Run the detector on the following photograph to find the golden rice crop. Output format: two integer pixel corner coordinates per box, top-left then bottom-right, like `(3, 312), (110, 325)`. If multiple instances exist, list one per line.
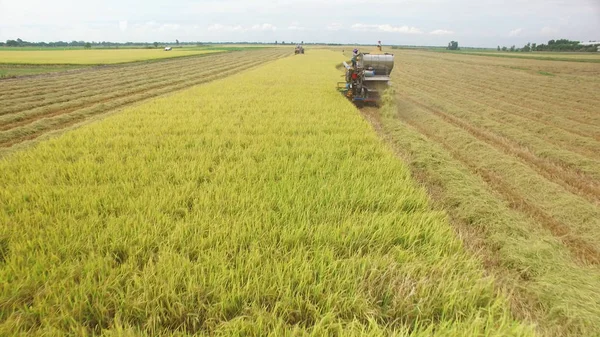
(0, 51), (533, 336)
(0, 49), (225, 65)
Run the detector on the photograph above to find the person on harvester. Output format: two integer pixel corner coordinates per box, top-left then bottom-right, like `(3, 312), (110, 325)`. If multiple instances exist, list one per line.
(351, 48), (359, 67)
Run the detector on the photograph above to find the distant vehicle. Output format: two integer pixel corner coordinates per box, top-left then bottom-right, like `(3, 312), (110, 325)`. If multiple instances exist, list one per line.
(164, 47), (172, 51)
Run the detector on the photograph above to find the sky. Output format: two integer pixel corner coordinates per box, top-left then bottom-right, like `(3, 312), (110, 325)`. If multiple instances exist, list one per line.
(0, 0), (599, 47)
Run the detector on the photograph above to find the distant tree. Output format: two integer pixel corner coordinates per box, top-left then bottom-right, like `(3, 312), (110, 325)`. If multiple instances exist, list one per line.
(153, 42), (158, 48)
(522, 42), (531, 52)
(275, 40), (278, 44)
(497, 45), (500, 51)
(176, 39), (179, 45)
(510, 45), (515, 52)
(502, 46), (507, 51)
(6, 40), (18, 47)
(282, 41), (285, 44)
(447, 41), (459, 50)
(301, 41), (304, 44)
(84, 42), (92, 49)
(531, 43), (536, 51)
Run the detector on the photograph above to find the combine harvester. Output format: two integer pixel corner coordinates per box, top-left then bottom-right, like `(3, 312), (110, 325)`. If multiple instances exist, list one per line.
(337, 42), (394, 106)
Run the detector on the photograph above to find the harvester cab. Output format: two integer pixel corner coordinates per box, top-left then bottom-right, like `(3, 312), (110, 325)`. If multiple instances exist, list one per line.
(337, 52), (394, 105)
(295, 45), (305, 54)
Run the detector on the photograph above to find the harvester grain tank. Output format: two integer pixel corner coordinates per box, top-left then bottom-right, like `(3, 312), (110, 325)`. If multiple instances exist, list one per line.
(337, 52), (394, 105)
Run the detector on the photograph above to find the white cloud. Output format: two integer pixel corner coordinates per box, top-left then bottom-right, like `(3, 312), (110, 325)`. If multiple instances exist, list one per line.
(430, 29), (454, 35)
(352, 23), (423, 34)
(206, 23), (277, 33)
(159, 24), (181, 31)
(288, 25), (306, 31)
(508, 28), (522, 36)
(119, 20), (128, 32)
(208, 24), (245, 32)
(251, 23), (277, 31)
(541, 26), (558, 36)
(327, 23), (343, 31)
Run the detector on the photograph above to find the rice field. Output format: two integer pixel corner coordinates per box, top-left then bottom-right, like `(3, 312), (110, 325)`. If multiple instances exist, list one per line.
(0, 50), (537, 335)
(372, 50), (600, 336)
(0, 49), (289, 154)
(432, 50), (600, 62)
(0, 48), (227, 65)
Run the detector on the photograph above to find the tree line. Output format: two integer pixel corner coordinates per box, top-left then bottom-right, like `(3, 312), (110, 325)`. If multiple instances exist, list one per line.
(1, 38), (199, 48)
(1, 38), (343, 48)
(497, 39), (599, 53)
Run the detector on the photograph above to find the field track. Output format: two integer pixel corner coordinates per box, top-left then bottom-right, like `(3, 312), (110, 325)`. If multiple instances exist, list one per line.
(0, 49), (289, 153)
(374, 50), (600, 336)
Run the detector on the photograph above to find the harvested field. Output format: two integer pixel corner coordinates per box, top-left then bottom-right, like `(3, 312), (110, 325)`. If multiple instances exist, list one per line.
(0, 49), (289, 154)
(0, 64), (88, 78)
(428, 50), (600, 63)
(373, 50), (600, 336)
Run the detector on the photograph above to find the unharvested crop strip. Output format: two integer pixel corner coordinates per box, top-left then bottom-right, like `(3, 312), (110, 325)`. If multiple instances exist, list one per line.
(1, 50), (286, 115)
(0, 57), (272, 144)
(397, 79), (600, 181)
(0, 56), (265, 129)
(404, 64), (600, 126)
(0, 51), (277, 103)
(401, 68), (600, 129)
(0, 51), (289, 147)
(402, 95), (600, 204)
(402, 57), (600, 117)
(400, 73), (600, 150)
(400, 77), (600, 169)
(0, 51), (272, 100)
(0, 57), (243, 119)
(394, 99), (600, 266)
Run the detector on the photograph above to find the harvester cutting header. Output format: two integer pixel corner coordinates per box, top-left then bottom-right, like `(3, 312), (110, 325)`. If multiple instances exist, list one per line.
(337, 45), (394, 105)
